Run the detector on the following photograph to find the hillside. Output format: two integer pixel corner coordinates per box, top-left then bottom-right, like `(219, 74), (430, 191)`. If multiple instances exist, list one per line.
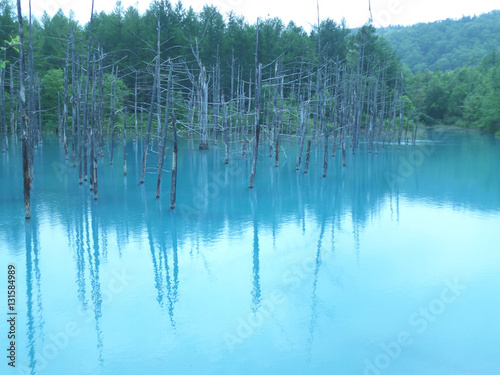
(377, 10), (500, 72)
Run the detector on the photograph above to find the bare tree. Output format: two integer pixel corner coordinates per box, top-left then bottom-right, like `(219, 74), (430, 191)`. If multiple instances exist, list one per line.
(16, 0), (31, 218)
(249, 20), (261, 189)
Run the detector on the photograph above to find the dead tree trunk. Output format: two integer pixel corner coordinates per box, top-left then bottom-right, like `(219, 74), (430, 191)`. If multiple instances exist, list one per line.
(412, 104), (421, 145)
(187, 90), (194, 139)
(404, 117), (409, 145)
(242, 72), (251, 159)
(332, 67), (340, 157)
(90, 55), (96, 192)
(10, 64), (15, 135)
(295, 100), (307, 171)
(376, 74), (386, 154)
(341, 128), (347, 167)
(156, 19), (162, 141)
(134, 70), (138, 142)
(222, 94), (229, 164)
(109, 68), (118, 166)
(57, 91), (62, 137)
(170, 117), (177, 209)
(106, 65), (115, 135)
(275, 74), (284, 168)
(0, 61), (6, 152)
(249, 20), (261, 189)
(369, 70), (379, 154)
(304, 139), (312, 174)
(17, 0), (31, 218)
(191, 38), (209, 150)
(340, 75), (348, 167)
(77, 57), (83, 184)
(199, 65), (209, 150)
(63, 64), (69, 159)
(123, 106), (127, 175)
(98, 47), (104, 156)
(156, 62), (173, 198)
(36, 76), (42, 144)
(27, 2), (36, 179)
(82, 0), (94, 183)
(212, 48), (221, 145)
(321, 73), (329, 178)
(71, 27), (77, 167)
(398, 95), (404, 149)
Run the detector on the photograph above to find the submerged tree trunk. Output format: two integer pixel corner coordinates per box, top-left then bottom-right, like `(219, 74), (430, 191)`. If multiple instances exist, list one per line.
(27, 0), (36, 180)
(156, 62), (173, 198)
(190, 38), (209, 150)
(412, 104), (421, 146)
(123, 106), (127, 176)
(92, 56), (98, 201)
(140, 57), (158, 184)
(249, 21), (261, 189)
(98, 47), (105, 156)
(17, 0), (31, 219)
(10, 64), (15, 135)
(249, 63), (262, 189)
(199, 64), (209, 150)
(0, 60), (5, 152)
(222, 94), (229, 164)
(295, 101), (307, 171)
(89, 55), (96, 194)
(341, 128), (347, 167)
(242, 72), (251, 159)
(77, 57), (83, 184)
(274, 133), (280, 167)
(82, 0), (94, 182)
(304, 139), (312, 174)
(71, 26), (77, 167)
(109, 68), (117, 166)
(134, 71), (138, 142)
(170, 118), (177, 209)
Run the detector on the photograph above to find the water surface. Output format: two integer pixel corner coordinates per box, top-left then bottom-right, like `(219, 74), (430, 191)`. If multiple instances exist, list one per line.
(0, 130), (499, 375)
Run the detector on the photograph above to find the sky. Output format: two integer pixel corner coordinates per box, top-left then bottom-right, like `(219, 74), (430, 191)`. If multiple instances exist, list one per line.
(21, 0), (500, 30)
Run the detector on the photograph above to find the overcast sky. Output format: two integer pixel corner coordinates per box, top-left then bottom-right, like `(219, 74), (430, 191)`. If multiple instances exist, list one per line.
(21, 0), (500, 30)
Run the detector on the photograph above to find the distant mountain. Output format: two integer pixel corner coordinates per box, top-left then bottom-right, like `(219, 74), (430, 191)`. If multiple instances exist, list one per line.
(377, 10), (500, 72)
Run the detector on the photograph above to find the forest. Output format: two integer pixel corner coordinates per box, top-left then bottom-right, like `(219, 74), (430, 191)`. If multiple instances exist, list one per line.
(379, 10), (500, 132)
(378, 10), (500, 72)
(1, 0), (499, 139)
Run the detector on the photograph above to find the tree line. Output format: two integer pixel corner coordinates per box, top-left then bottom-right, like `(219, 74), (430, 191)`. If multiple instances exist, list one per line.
(378, 10), (500, 72)
(1, 0), (405, 132)
(378, 10), (500, 134)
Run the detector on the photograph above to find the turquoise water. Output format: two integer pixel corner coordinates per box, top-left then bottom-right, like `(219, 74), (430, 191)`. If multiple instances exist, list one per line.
(1, 130), (499, 374)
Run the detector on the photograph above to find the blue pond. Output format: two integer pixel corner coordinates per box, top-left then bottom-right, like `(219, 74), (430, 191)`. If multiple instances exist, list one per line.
(0, 130), (499, 374)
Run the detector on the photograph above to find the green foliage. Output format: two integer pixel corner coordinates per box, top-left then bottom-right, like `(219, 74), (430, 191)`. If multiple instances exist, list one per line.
(406, 49), (500, 132)
(41, 68), (64, 122)
(378, 11), (500, 72)
(103, 73), (129, 116)
(0, 35), (20, 69)
(0, 0), (421, 136)
(0, 0), (16, 63)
